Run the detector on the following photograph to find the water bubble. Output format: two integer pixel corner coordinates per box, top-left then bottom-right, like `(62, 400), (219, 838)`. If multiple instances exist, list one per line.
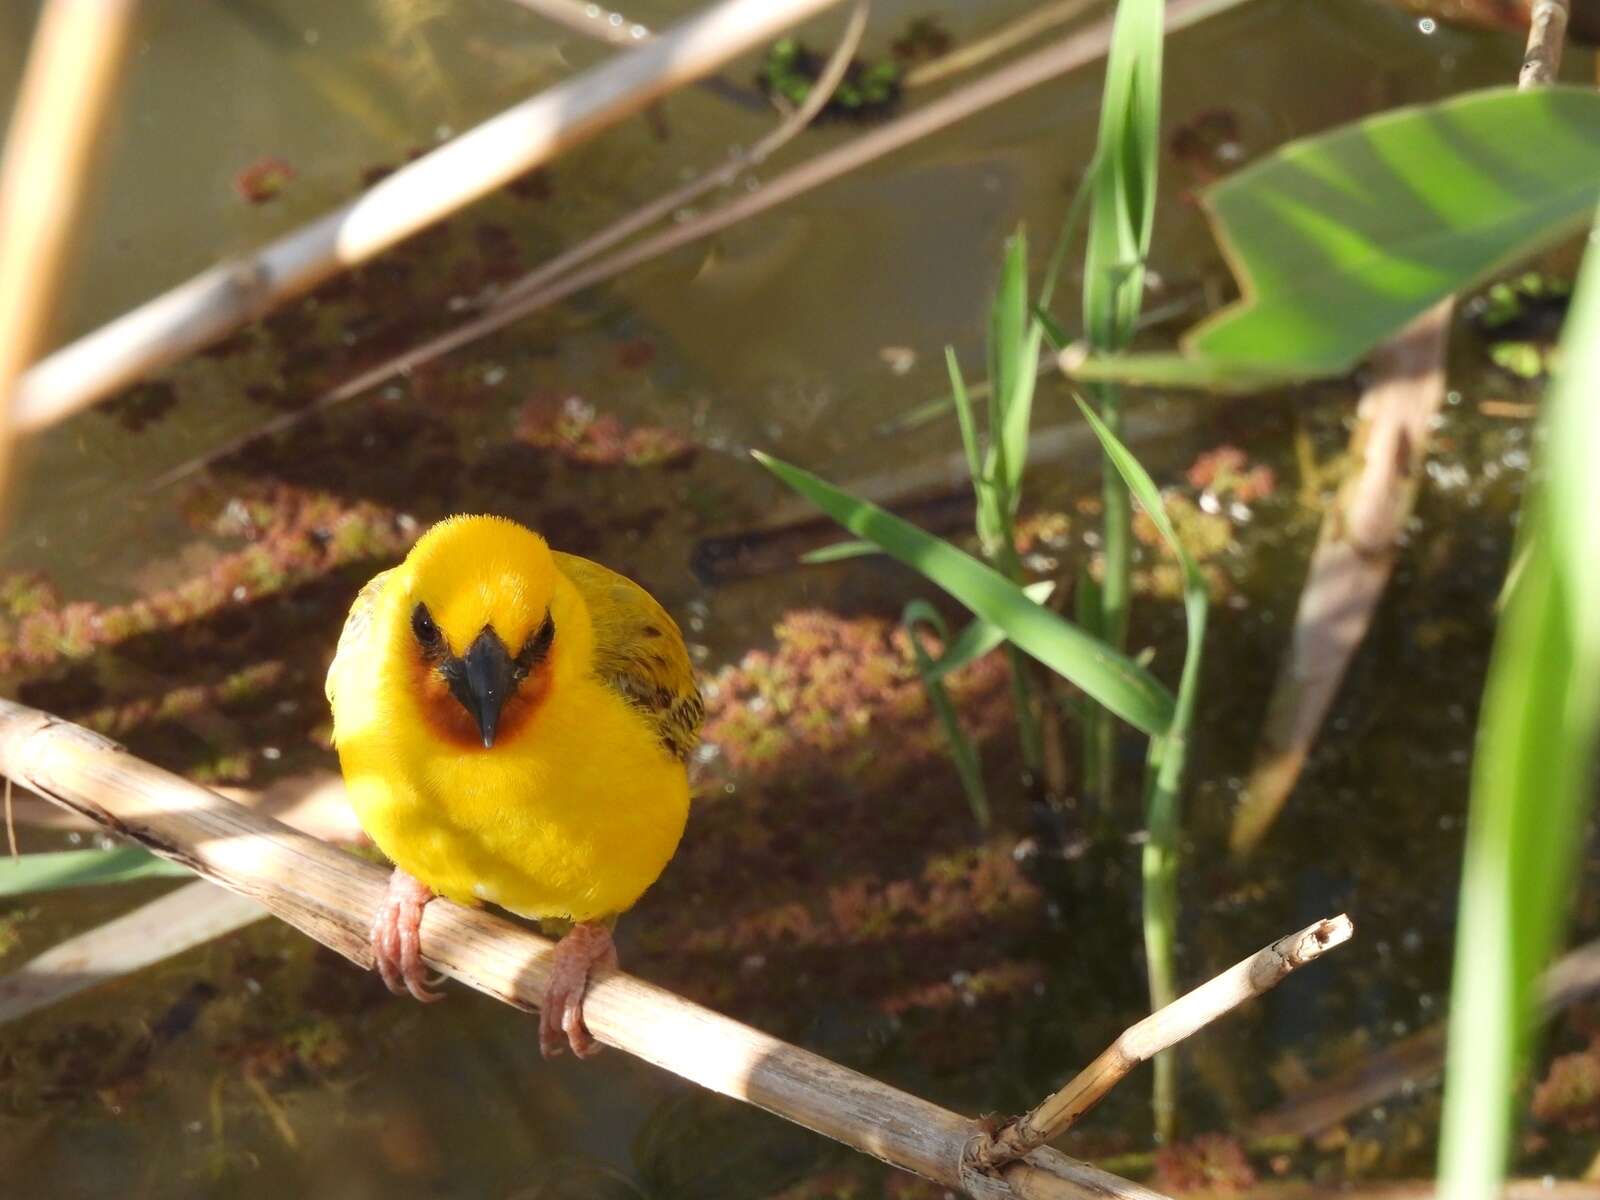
(630, 24), (649, 40)
(608, 12), (624, 27)
(584, 4), (600, 17)
(1417, 16), (1437, 34)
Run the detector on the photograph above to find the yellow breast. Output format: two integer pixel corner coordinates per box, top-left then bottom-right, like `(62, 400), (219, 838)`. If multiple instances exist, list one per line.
(336, 669), (689, 921)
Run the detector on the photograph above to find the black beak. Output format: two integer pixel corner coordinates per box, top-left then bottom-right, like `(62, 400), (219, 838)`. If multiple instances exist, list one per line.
(445, 629), (519, 748)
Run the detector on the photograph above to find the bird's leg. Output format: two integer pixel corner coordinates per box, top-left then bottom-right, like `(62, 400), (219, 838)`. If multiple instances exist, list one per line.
(539, 922), (618, 1060)
(369, 867), (444, 1003)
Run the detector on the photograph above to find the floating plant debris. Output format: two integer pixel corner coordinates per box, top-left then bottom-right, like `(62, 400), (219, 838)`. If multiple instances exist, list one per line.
(232, 156), (297, 205)
(757, 38), (902, 122)
(1186, 445), (1277, 505)
(513, 395), (694, 468)
(97, 380), (179, 434)
(1466, 271), (1572, 380)
(1153, 1134), (1258, 1193)
(889, 15), (952, 67)
(1169, 108), (1246, 187)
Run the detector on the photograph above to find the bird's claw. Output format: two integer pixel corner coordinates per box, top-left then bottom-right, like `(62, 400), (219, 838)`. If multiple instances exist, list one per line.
(370, 868), (444, 1004)
(539, 922), (617, 1060)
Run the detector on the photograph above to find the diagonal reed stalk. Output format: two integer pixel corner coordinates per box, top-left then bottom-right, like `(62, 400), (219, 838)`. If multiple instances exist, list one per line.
(0, 696), (1173, 1200)
(0, 0), (141, 513)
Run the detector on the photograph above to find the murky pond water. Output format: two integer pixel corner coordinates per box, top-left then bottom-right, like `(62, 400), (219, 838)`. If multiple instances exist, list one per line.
(0, 0), (1593, 1196)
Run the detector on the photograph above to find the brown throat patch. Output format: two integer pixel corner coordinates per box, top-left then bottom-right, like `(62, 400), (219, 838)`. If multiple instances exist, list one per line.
(408, 649), (553, 750)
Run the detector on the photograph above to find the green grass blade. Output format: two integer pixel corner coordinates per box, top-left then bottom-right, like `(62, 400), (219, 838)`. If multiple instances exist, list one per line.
(988, 231), (1031, 514)
(946, 347), (985, 490)
(928, 581), (1056, 682)
(1034, 304), (1071, 353)
(1437, 211), (1600, 1200)
(0, 847), (191, 896)
(753, 451), (1175, 734)
(1078, 393), (1208, 1142)
(800, 540), (882, 564)
(1039, 151), (1103, 313)
(945, 346), (1004, 557)
(1076, 398), (1206, 610)
(1083, 0), (1164, 351)
(1082, 0), (1165, 825)
(999, 323), (1045, 509)
(905, 601), (990, 831)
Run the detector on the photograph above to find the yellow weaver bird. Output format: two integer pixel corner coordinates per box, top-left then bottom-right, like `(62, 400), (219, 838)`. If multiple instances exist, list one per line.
(326, 514), (702, 1057)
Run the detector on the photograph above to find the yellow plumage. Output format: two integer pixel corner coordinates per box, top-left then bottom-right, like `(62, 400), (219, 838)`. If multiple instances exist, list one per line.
(326, 515), (701, 925)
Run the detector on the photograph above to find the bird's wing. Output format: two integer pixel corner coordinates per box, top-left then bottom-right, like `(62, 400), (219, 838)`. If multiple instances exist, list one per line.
(554, 551), (703, 762)
(325, 567), (394, 713)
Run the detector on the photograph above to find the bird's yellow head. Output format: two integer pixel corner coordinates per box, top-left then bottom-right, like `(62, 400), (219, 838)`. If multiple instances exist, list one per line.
(387, 514), (579, 751)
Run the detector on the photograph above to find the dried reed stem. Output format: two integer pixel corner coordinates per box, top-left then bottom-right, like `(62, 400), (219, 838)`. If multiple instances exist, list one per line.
(13, 0), (849, 433)
(972, 915), (1355, 1170)
(0, 697), (1169, 1200)
(500, 0), (766, 110)
(503, 0), (651, 47)
(149, 0), (1246, 493)
(0, 0), (140, 504)
(904, 0), (1099, 88)
(497, 0), (870, 309)
(1519, 0), (1570, 89)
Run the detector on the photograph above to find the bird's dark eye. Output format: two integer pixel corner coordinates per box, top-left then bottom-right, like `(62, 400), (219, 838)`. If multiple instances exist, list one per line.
(514, 612), (555, 680)
(411, 603), (442, 649)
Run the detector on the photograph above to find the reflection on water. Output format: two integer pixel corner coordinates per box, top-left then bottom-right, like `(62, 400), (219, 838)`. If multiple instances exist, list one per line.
(0, 0), (1587, 1195)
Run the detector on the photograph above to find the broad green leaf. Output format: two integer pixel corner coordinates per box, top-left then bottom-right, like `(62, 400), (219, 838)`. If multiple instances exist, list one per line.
(904, 601), (989, 831)
(752, 451), (1175, 734)
(0, 846), (191, 896)
(1079, 86), (1600, 386)
(1438, 208), (1600, 1200)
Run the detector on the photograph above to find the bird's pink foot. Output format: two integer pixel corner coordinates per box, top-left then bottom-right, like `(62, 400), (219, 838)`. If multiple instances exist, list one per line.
(540, 922), (617, 1060)
(370, 868), (444, 1003)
